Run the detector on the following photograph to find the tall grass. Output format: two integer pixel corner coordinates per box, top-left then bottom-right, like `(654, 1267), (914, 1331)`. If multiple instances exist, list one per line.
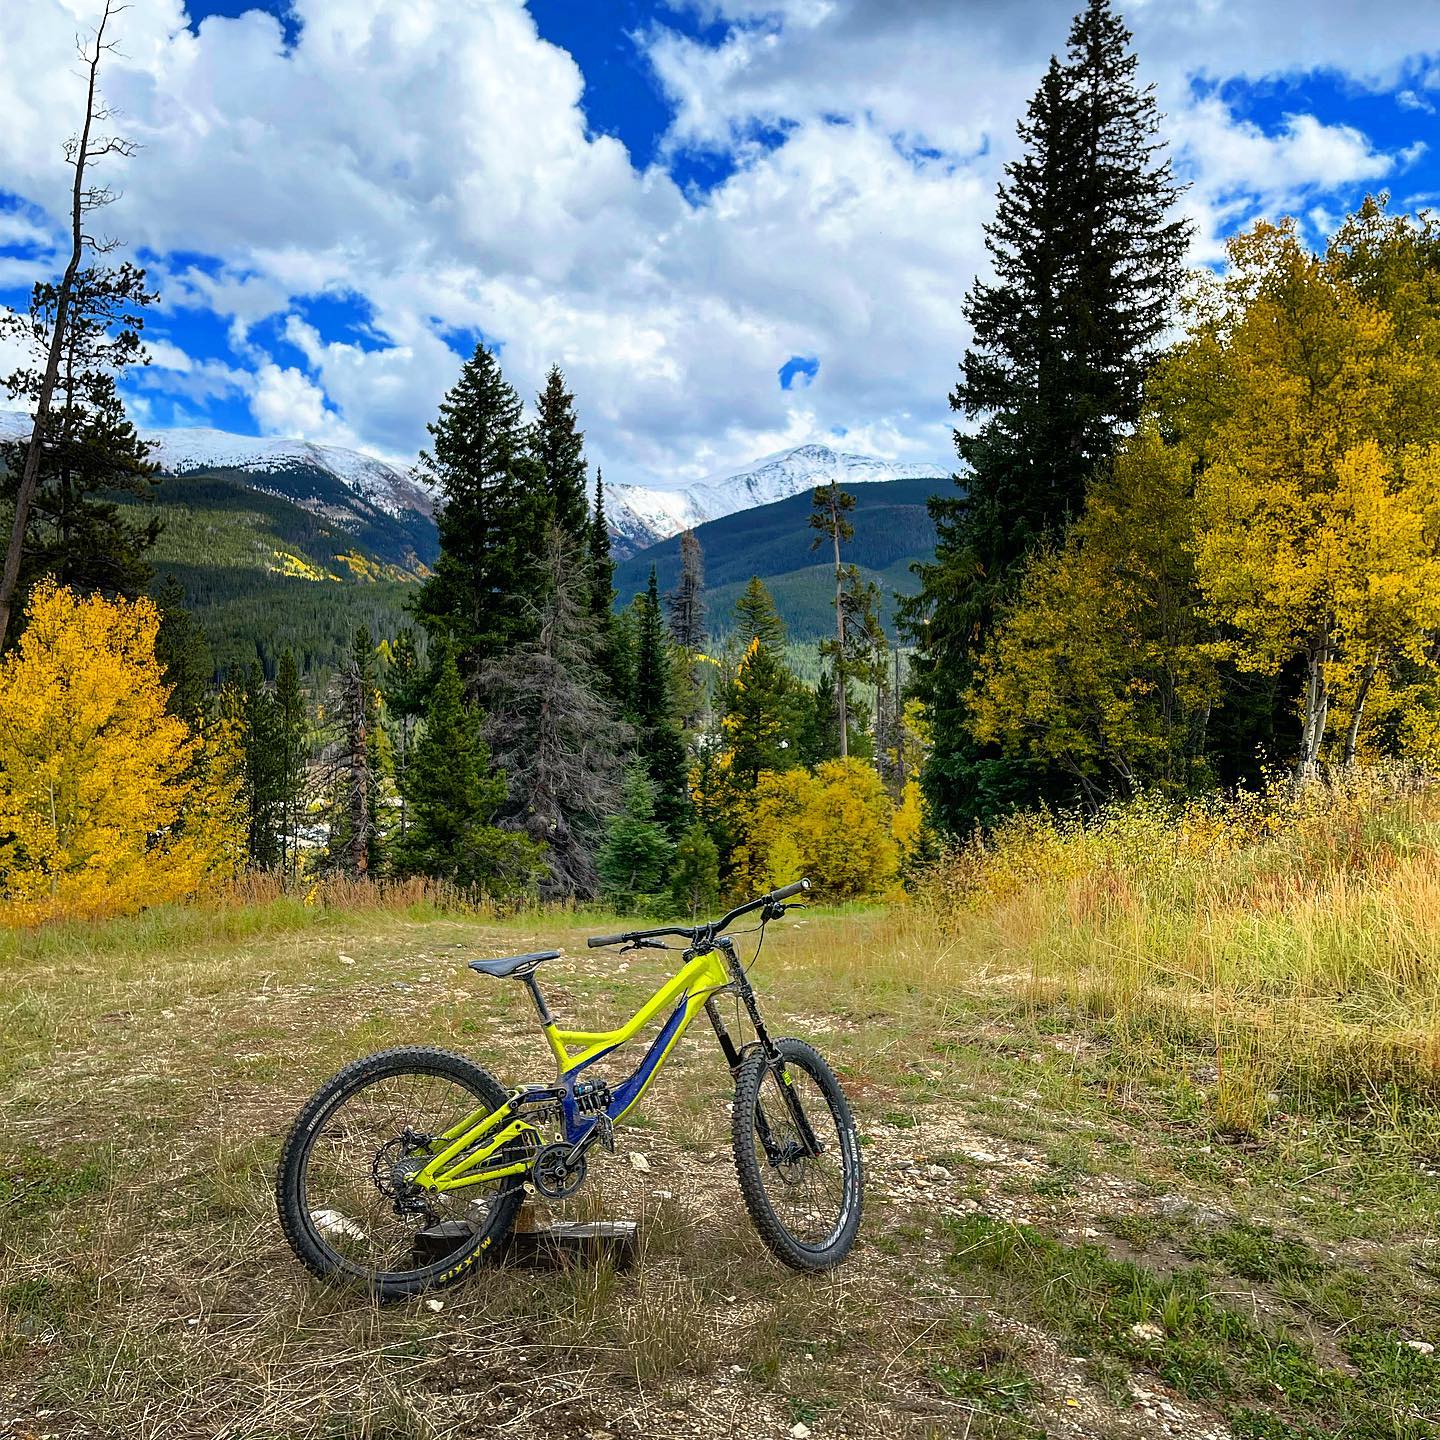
(901, 765), (1440, 1132)
(0, 873), (496, 968)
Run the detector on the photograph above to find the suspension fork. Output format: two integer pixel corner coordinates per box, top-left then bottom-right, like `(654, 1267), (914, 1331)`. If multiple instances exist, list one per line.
(709, 938), (825, 1159)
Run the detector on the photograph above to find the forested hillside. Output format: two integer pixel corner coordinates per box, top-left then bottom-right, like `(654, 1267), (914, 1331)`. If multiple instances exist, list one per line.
(124, 470), (432, 679)
(613, 476), (939, 637)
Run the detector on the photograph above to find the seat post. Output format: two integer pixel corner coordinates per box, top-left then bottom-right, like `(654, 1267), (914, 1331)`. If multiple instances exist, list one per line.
(520, 972), (554, 1026)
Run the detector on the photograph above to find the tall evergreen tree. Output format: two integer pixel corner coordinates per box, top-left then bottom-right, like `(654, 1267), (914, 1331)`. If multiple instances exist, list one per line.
(634, 567), (691, 837)
(274, 649), (308, 886)
(588, 469), (616, 621)
(412, 344), (545, 674)
(666, 529), (707, 648)
(596, 762), (675, 913)
(480, 528), (630, 899)
(320, 626), (386, 876)
(2, 263), (161, 646)
(721, 640), (802, 788)
(395, 639), (543, 892)
(383, 629), (427, 846)
(531, 365), (589, 541)
(235, 662), (284, 871)
(734, 576), (788, 656)
(809, 481), (857, 758)
(587, 468), (631, 710)
(154, 575), (212, 725)
(907, 0), (1191, 833)
(666, 529), (708, 730)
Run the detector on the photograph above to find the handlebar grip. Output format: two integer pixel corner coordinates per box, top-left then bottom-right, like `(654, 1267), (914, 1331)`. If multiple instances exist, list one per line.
(768, 878), (811, 903)
(587, 933), (631, 948)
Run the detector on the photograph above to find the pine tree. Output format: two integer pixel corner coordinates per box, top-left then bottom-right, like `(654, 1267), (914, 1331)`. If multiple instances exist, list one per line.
(383, 629), (427, 846)
(798, 665), (843, 767)
(597, 762), (675, 913)
(587, 467), (636, 712)
(531, 365), (589, 542)
(666, 529), (708, 730)
(666, 529), (707, 648)
(395, 638), (543, 892)
(734, 576), (787, 656)
(634, 567), (691, 836)
(154, 574), (212, 725)
(234, 662), (284, 871)
(320, 626), (386, 876)
(588, 469), (616, 624)
(721, 637), (802, 788)
(480, 528), (630, 899)
(669, 821), (720, 919)
(810, 481), (857, 757)
(2, 263), (161, 646)
(906, 0), (1190, 833)
(412, 343), (545, 673)
(274, 649), (308, 885)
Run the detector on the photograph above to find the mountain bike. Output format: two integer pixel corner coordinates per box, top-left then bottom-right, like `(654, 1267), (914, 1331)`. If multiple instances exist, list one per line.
(275, 879), (864, 1299)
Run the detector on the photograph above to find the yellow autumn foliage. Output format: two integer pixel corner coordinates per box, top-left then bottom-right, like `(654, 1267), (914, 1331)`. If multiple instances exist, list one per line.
(1156, 202), (1440, 768)
(0, 582), (244, 925)
(729, 758), (899, 902)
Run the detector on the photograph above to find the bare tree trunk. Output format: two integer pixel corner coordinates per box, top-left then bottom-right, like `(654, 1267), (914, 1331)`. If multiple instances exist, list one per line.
(0, 0), (120, 645)
(893, 644), (905, 789)
(832, 522), (847, 759)
(1342, 651), (1380, 766)
(346, 666), (369, 876)
(1297, 623), (1332, 782)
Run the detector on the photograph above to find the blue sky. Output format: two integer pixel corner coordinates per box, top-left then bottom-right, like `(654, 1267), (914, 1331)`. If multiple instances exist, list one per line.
(1, 1), (1437, 486)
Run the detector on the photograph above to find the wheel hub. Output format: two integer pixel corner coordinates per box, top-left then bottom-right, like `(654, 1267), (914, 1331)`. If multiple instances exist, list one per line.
(372, 1131), (434, 1212)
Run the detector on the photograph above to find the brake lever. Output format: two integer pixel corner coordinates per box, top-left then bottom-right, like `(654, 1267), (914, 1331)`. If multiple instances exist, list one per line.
(620, 938), (669, 953)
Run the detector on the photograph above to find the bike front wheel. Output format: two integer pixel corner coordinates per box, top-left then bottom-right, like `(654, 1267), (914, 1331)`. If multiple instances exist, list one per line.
(275, 1046), (526, 1301)
(731, 1037), (863, 1271)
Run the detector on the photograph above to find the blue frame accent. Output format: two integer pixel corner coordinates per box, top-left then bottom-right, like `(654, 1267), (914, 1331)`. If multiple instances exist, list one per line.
(560, 998), (689, 1144)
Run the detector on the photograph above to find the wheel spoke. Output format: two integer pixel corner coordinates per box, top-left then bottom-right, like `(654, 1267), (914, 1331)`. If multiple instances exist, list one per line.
(299, 1068), (516, 1282)
(748, 1061), (850, 1252)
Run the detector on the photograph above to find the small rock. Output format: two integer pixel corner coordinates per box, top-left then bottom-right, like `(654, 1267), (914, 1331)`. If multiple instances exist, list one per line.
(791, 1425), (813, 1439)
(1404, 1339), (1435, 1355)
(1130, 1320), (1165, 1343)
(337, 954), (355, 965)
(629, 1152), (651, 1173)
(424, 1298), (444, 1313)
(963, 1148), (1002, 1165)
(652, 1188), (674, 1201)
(924, 1164), (952, 1180)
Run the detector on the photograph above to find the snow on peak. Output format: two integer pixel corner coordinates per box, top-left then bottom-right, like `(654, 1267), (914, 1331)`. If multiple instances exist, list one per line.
(605, 443), (949, 552)
(0, 412), (434, 519)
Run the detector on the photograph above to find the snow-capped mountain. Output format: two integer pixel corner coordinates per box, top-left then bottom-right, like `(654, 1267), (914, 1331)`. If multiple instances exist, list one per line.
(1, 412), (947, 559)
(0, 412), (435, 522)
(148, 427), (437, 521)
(605, 443), (950, 554)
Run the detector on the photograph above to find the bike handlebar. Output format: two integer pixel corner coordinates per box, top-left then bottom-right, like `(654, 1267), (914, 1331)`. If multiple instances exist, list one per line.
(586, 878), (811, 949)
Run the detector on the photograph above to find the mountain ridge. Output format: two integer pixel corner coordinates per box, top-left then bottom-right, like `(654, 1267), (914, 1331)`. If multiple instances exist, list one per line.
(605, 442), (950, 553)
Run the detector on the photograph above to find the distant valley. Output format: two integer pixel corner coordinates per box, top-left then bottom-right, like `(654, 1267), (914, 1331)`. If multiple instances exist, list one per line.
(613, 475), (943, 639)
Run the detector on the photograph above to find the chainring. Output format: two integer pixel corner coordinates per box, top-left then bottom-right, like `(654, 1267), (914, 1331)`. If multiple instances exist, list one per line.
(532, 1141), (587, 1199)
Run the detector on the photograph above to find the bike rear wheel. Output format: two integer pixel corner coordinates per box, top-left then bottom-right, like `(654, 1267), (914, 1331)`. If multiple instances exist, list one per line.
(275, 1047), (526, 1301)
(731, 1037), (863, 1271)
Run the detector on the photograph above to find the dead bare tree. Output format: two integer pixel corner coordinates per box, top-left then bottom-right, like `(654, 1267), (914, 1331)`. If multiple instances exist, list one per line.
(0, 0), (137, 645)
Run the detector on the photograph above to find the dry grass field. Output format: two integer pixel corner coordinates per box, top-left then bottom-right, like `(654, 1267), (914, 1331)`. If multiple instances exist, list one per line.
(5, 772), (1440, 1439)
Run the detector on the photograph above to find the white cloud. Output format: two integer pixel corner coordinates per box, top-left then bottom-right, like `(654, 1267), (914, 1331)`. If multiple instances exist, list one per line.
(0, 0), (1434, 488)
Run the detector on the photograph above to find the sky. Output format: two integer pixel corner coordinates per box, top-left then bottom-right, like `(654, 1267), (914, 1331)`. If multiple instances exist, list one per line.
(0, 0), (1437, 490)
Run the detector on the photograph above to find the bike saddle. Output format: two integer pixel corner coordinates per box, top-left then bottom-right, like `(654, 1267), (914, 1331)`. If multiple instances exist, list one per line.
(467, 951), (560, 979)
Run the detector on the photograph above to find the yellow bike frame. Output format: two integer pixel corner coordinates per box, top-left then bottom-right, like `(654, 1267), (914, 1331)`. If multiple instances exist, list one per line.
(412, 948), (733, 1195)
